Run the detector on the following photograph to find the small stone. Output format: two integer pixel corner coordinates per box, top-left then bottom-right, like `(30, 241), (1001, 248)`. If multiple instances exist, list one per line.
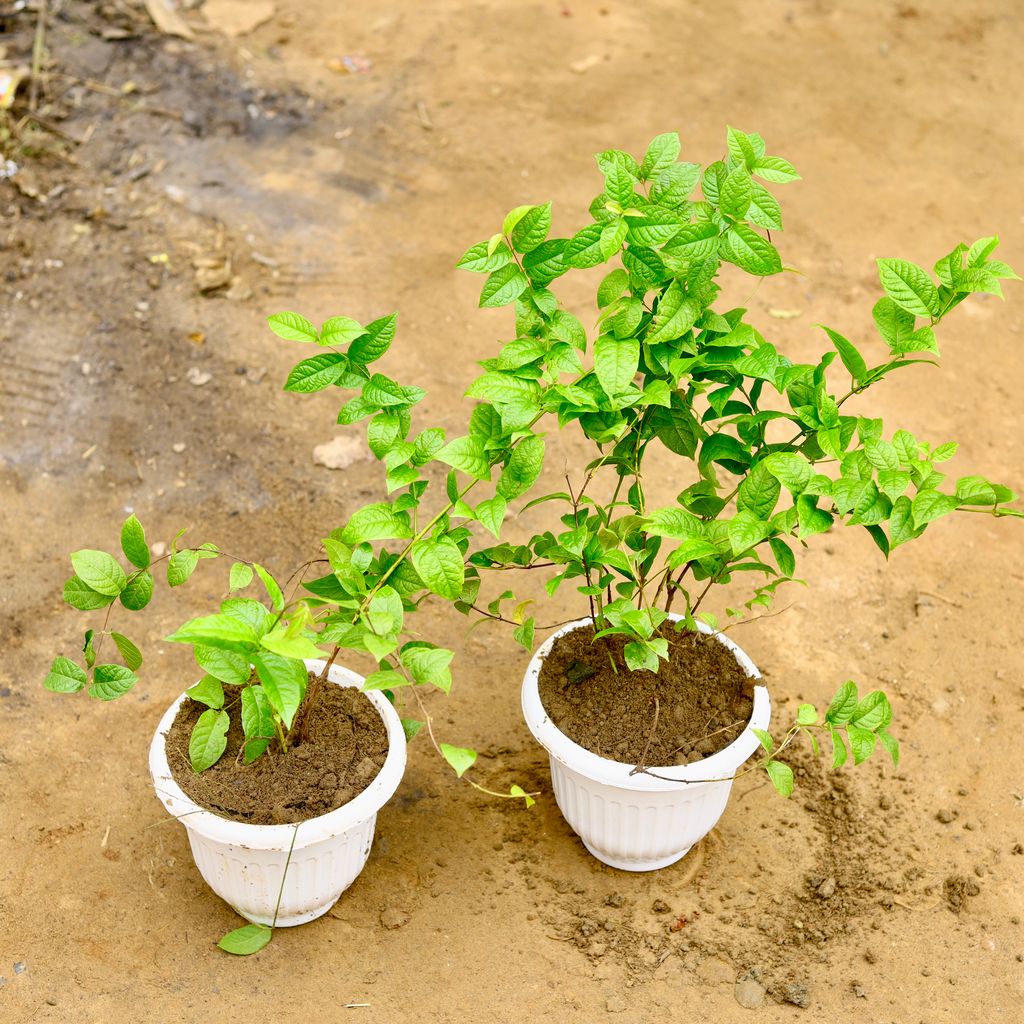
(380, 906), (409, 930)
(186, 366), (212, 386)
(81, 362), (91, 376)
(13, 963), (26, 975)
(172, 442), (186, 454)
(651, 899), (670, 914)
(781, 982), (810, 1008)
(936, 808), (956, 824)
(312, 434), (372, 470)
(816, 877), (837, 899)
(734, 973), (765, 1009)
(605, 995), (627, 1013)
(1013, 843), (1024, 855)
(604, 893), (625, 908)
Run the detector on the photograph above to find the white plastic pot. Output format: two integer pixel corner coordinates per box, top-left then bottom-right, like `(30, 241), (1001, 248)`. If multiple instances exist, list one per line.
(522, 617), (770, 872)
(149, 658), (406, 926)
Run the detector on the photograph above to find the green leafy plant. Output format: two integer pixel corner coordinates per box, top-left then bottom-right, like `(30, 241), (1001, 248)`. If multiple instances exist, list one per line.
(452, 127), (1020, 792)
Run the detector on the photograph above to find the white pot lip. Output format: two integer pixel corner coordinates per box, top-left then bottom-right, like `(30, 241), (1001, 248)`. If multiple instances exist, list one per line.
(521, 614), (770, 792)
(149, 658), (407, 849)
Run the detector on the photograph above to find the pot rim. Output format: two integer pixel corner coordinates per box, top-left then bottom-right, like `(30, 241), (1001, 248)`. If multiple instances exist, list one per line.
(521, 615), (770, 792)
(148, 658), (407, 849)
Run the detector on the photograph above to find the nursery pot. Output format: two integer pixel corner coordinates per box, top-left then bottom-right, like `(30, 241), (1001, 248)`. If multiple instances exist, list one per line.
(522, 617), (770, 872)
(149, 658), (406, 927)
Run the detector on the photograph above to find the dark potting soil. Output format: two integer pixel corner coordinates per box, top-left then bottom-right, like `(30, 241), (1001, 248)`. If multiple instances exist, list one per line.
(537, 623), (755, 767)
(165, 673), (388, 825)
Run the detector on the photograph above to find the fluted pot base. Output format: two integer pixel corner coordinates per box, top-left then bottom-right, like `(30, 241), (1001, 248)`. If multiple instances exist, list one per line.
(523, 618), (770, 872)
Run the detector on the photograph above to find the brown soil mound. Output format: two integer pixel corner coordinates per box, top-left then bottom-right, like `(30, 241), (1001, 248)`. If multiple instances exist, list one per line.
(537, 623), (755, 766)
(165, 675), (388, 825)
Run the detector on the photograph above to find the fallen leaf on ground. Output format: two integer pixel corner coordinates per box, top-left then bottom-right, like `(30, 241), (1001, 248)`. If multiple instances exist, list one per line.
(144, 0), (195, 40)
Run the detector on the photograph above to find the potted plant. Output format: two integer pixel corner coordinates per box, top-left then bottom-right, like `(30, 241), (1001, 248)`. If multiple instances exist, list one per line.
(44, 309), (537, 953)
(454, 127), (1021, 870)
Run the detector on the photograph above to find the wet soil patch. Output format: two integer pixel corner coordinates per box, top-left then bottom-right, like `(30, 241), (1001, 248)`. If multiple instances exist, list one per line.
(537, 624), (754, 766)
(165, 674), (388, 825)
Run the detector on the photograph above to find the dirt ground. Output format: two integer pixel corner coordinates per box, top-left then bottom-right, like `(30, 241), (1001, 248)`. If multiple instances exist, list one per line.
(2, 1), (1023, 1021)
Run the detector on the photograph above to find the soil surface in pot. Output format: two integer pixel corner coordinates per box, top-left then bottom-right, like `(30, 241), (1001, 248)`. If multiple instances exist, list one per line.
(165, 674), (388, 825)
(537, 624), (755, 766)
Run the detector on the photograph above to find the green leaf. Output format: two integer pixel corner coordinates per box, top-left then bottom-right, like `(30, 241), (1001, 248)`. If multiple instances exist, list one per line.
(411, 538), (465, 601)
(284, 352), (348, 392)
(110, 632), (142, 671)
(166, 613), (261, 652)
(252, 564), (284, 612)
(852, 691), (892, 732)
(319, 316), (366, 347)
(497, 436), (545, 500)
(721, 224), (782, 276)
(240, 685), (274, 763)
(457, 239), (514, 274)
(476, 496), (507, 539)
(267, 311), (318, 343)
(363, 669), (410, 692)
(167, 549), (199, 588)
(847, 723), (876, 765)
(120, 515), (150, 569)
(119, 571), (154, 611)
(195, 645), (251, 685)
(877, 729), (900, 766)
(661, 222), (719, 261)
(435, 436), (492, 481)
(229, 562), (254, 591)
(594, 334), (639, 397)
(796, 703), (817, 726)
(768, 537), (796, 577)
(188, 708), (230, 772)
(510, 203), (552, 254)
(480, 265), (530, 308)
(818, 325), (867, 383)
(718, 165), (753, 219)
(825, 681), (858, 725)
(639, 132), (681, 180)
(751, 727), (774, 753)
(955, 475), (998, 506)
(752, 155), (800, 183)
(349, 313), (398, 365)
(765, 760), (794, 797)
(70, 550), (126, 597)
(831, 730), (848, 769)
(871, 297), (915, 350)
(89, 664), (138, 701)
(737, 461), (781, 519)
(565, 223), (606, 269)
(64, 575), (116, 611)
(218, 923), (272, 956)
(911, 488), (959, 527)
(646, 281), (700, 345)
(513, 617), (536, 651)
(764, 452), (813, 494)
(260, 626), (323, 661)
(597, 268), (630, 308)
(186, 674), (225, 709)
(645, 507), (704, 539)
(400, 645), (455, 693)
(366, 586), (404, 636)
(624, 212), (682, 248)
(253, 652), (307, 729)
(746, 183), (782, 230)
(439, 743), (477, 779)
(44, 656), (88, 693)
(340, 503), (412, 545)
(876, 258), (940, 317)
(728, 510), (768, 555)
(401, 718), (424, 742)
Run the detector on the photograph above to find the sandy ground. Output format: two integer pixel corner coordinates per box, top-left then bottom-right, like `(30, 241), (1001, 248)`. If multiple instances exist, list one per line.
(2, 1), (1023, 1020)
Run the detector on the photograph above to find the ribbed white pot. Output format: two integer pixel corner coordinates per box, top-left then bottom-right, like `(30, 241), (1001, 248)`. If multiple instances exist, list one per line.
(522, 617), (770, 872)
(149, 659), (406, 926)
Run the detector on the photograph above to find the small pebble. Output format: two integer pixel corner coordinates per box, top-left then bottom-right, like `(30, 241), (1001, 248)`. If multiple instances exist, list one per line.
(172, 442), (186, 453)
(936, 808), (955, 824)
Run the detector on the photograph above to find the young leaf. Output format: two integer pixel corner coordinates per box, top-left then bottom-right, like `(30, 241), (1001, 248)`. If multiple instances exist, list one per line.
(411, 538), (465, 601)
(64, 576), (116, 611)
(319, 316), (366, 347)
(825, 681), (858, 725)
(435, 436), (492, 481)
(229, 562), (254, 591)
(240, 685), (274, 763)
(876, 259), (940, 317)
(120, 515), (150, 570)
(186, 674), (225, 709)
(188, 709), (230, 772)
(479, 265), (530, 308)
(765, 760), (794, 797)
(751, 727), (774, 753)
(89, 664), (138, 701)
(195, 645), (251, 685)
(253, 652), (307, 729)
(44, 656), (88, 693)
(510, 203), (552, 254)
(476, 495), (507, 539)
(111, 632), (143, 671)
(400, 645), (455, 693)
(593, 334), (639, 398)
(218, 923), (272, 956)
(70, 550), (126, 597)
(639, 132), (681, 180)
(253, 564), (285, 612)
(497, 436), (546, 500)
(120, 571), (154, 611)
(167, 549), (199, 588)
(267, 312), (318, 343)
(439, 743), (477, 779)
(284, 353), (348, 393)
(349, 313), (398, 365)
(796, 703), (817, 726)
